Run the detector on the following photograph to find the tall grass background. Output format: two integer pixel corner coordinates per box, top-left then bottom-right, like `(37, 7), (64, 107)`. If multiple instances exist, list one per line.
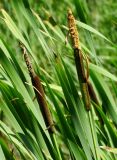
(0, 0), (117, 159)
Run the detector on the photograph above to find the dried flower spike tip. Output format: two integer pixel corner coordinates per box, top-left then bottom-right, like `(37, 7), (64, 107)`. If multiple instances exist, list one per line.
(20, 43), (36, 78)
(67, 9), (79, 49)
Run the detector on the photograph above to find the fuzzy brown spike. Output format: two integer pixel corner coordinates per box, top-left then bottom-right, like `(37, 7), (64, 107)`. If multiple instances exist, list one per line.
(20, 44), (55, 133)
(32, 75), (55, 133)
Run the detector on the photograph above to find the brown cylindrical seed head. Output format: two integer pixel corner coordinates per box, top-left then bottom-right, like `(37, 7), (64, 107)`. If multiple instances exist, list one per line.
(32, 75), (55, 133)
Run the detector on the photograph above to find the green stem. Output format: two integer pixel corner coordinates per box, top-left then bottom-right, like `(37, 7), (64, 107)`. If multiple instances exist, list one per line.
(50, 133), (62, 160)
(88, 111), (99, 160)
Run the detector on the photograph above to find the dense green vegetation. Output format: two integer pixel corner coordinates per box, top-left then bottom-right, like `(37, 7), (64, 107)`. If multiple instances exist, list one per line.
(0, 0), (117, 160)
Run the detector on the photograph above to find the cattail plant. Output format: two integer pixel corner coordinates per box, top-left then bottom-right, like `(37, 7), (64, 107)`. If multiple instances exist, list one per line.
(1, 1), (117, 159)
(20, 43), (55, 134)
(67, 9), (91, 111)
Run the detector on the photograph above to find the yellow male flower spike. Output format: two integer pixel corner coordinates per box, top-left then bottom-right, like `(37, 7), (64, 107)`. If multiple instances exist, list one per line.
(67, 9), (79, 49)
